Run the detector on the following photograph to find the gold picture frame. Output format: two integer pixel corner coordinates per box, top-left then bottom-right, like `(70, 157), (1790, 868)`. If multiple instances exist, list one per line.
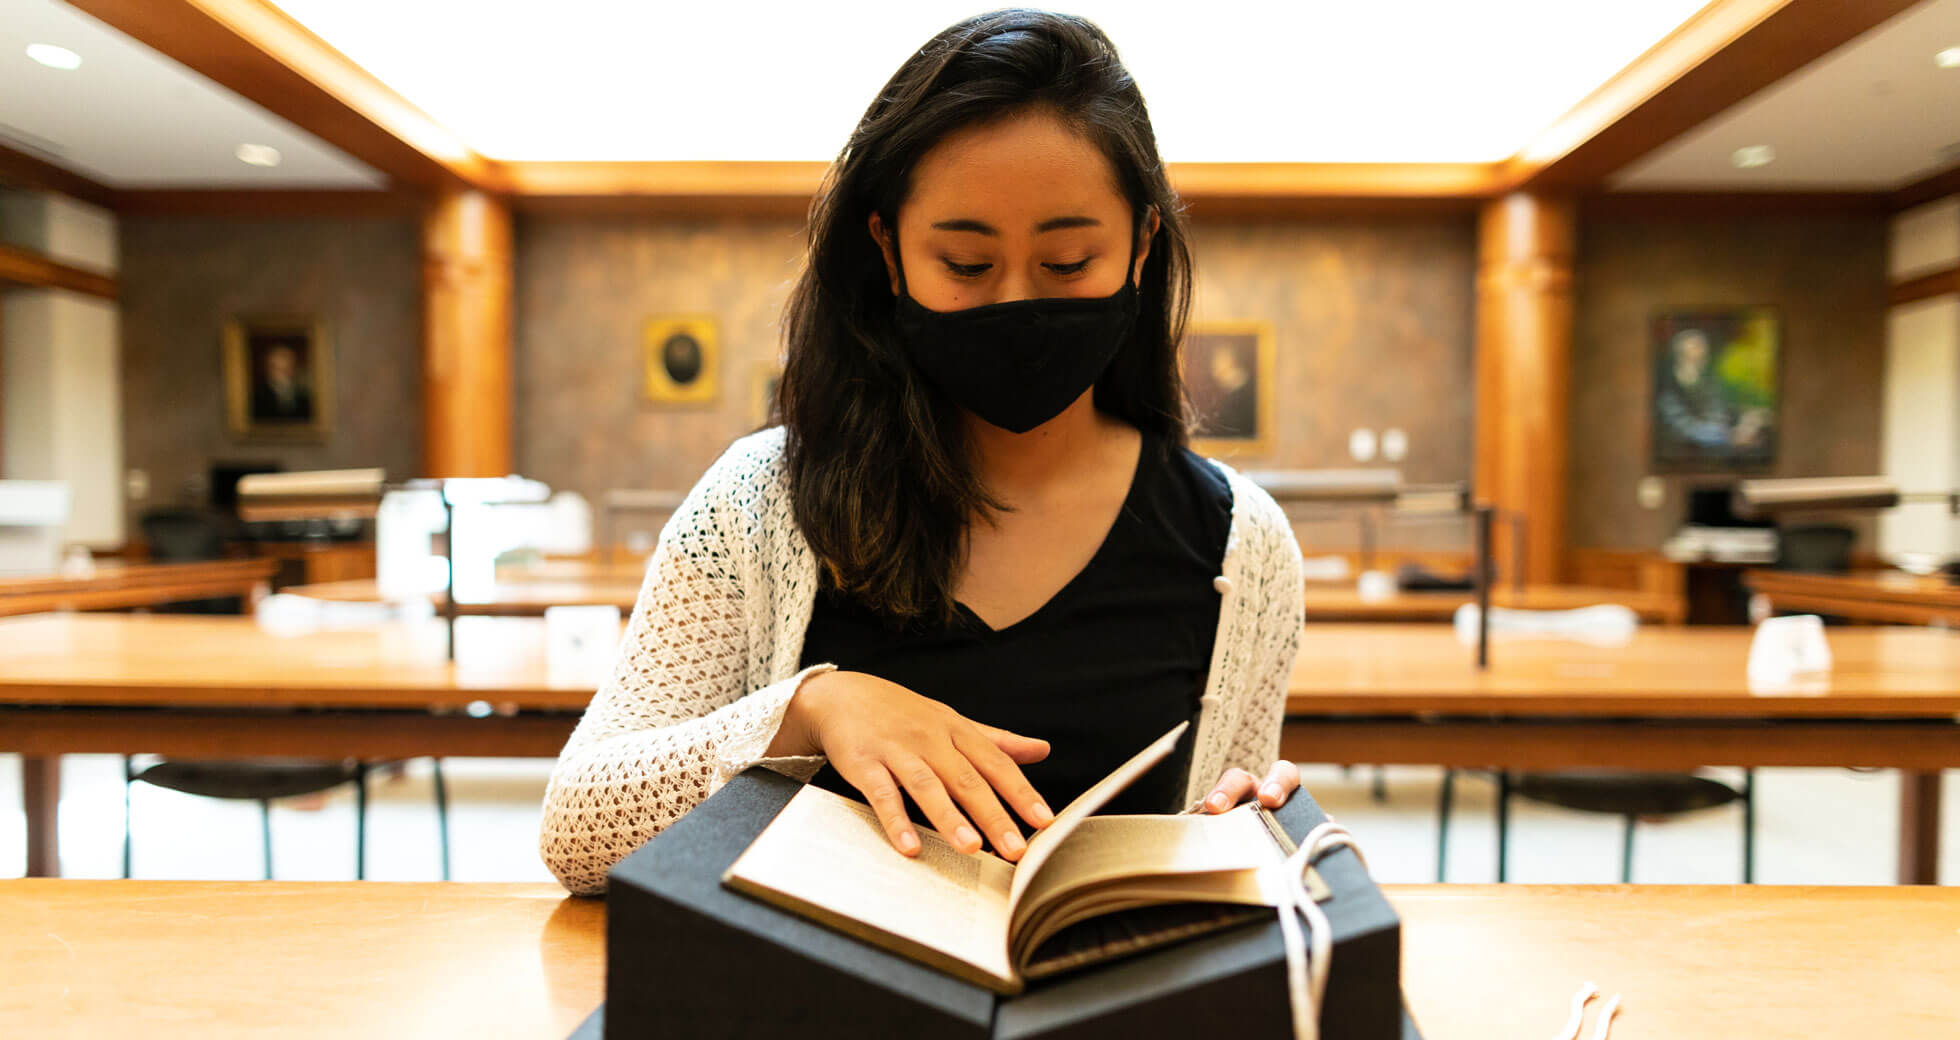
(643, 316), (719, 405)
(1182, 320), (1275, 458)
(750, 360), (783, 429)
(223, 314), (332, 441)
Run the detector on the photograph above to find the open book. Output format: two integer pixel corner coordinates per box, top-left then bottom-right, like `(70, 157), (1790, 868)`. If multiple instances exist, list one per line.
(722, 723), (1324, 994)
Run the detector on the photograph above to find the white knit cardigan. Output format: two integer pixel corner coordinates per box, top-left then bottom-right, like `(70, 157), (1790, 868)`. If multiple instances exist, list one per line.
(540, 427), (1304, 895)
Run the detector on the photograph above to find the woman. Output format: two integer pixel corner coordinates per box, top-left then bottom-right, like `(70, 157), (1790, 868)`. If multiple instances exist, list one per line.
(542, 9), (1303, 896)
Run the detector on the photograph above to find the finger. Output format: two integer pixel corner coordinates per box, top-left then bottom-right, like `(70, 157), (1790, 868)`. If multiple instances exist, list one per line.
(890, 753), (983, 855)
(1258, 759), (1301, 808)
(972, 722), (1051, 765)
(955, 730), (1055, 832)
(931, 744), (1029, 861)
(832, 757), (920, 857)
(1204, 767), (1260, 813)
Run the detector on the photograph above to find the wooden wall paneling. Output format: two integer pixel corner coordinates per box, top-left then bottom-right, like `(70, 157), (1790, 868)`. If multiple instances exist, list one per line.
(1475, 194), (1576, 584)
(1510, 0), (1923, 189)
(422, 188), (514, 478)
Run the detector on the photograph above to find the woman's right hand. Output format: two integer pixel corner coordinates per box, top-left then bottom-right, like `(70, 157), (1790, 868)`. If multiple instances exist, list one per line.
(769, 670), (1055, 861)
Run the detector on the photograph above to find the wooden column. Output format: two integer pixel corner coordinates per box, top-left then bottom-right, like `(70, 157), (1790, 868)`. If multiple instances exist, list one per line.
(422, 188), (513, 478)
(1474, 193), (1575, 585)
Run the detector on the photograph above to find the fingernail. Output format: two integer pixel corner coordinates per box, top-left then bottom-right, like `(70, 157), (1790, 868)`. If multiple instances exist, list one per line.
(898, 830), (920, 855)
(1262, 783), (1282, 801)
(955, 825), (980, 849)
(1208, 792), (1228, 810)
(1000, 831), (1025, 857)
(1031, 802), (1054, 826)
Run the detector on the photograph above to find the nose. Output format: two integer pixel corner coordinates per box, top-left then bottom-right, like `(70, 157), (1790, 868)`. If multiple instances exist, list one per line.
(994, 265), (1035, 305)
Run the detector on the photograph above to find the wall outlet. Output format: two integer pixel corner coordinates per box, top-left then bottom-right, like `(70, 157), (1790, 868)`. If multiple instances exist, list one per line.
(1637, 476), (1665, 510)
(1381, 428), (1408, 462)
(1348, 428), (1377, 462)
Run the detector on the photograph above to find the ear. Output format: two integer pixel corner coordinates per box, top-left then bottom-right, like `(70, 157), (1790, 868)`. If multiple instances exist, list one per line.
(868, 212), (901, 295)
(1131, 206), (1161, 287)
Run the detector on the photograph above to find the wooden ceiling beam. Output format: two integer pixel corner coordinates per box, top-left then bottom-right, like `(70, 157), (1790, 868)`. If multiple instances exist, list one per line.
(1893, 163), (1960, 212)
(0, 244), (118, 299)
(1506, 0), (1922, 191)
(499, 160), (1505, 218)
(113, 188), (426, 218)
(0, 142), (117, 208)
(64, 0), (500, 193)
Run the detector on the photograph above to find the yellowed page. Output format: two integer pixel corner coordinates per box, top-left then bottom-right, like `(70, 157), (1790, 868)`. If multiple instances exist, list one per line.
(1006, 721), (1189, 916)
(1008, 807), (1279, 943)
(723, 783), (1017, 987)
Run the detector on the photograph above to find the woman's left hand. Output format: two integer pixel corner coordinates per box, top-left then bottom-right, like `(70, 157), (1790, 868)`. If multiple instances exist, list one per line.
(1198, 760), (1300, 814)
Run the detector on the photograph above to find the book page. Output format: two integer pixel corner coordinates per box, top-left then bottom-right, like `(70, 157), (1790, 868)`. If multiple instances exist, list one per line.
(722, 784), (1017, 986)
(1007, 807), (1281, 944)
(1006, 721), (1189, 917)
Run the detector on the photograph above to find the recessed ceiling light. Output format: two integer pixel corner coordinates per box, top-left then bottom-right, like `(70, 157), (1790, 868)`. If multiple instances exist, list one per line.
(235, 143), (282, 168)
(1937, 46), (1960, 69)
(1731, 145), (1775, 169)
(26, 44), (81, 70)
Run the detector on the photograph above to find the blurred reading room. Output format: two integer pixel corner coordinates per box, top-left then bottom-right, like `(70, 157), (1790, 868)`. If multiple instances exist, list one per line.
(2, 2), (1959, 1038)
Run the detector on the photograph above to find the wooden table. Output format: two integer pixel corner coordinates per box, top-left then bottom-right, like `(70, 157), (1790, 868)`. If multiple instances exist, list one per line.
(1746, 569), (1960, 626)
(1, 614), (597, 878)
(11, 617), (1957, 884)
(1283, 624), (1960, 885)
(284, 578), (642, 616)
(3, 881), (1954, 1038)
(1302, 583), (1686, 624)
(0, 559), (277, 617)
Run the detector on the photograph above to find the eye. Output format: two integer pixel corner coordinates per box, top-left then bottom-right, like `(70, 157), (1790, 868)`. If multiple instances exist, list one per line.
(1044, 259), (1092, 275)
(941, 259), (992, 278)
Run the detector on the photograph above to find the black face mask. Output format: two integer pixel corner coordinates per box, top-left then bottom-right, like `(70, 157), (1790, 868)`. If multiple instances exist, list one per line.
(891, 230), (1141, 434)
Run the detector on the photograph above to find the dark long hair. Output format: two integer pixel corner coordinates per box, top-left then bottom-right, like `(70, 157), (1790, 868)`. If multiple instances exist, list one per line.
(778, 8), (1194, 623)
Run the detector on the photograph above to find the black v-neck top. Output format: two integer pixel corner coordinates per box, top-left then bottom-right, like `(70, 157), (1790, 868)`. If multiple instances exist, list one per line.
(798, 431), (1234, 819)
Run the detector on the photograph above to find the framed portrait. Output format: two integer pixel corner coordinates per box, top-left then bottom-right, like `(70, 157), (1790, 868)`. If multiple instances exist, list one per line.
(1181, 321), (1275, 458)
(223, 314), (332, 441)
(750, 361), (782, 429)
(644, 316), (718, 405)
(1650, 308), (1779, 470)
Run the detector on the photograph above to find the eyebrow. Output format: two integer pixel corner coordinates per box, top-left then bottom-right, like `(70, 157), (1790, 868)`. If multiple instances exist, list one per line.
(928, 216), (1104, 235)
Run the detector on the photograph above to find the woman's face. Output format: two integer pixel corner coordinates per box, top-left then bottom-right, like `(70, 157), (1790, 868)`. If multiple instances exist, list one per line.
(871, 107), (1153, 313)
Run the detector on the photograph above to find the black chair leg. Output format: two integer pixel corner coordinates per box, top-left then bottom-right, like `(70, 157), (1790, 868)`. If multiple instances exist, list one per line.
(1495, 771), (1513, 883)
(122, 757), (136, 879)
(1370, 767), (1388, 804)
(1742, 768), (1756, 884)
(1621, 815), (1636, 883)
(259, 799), (274, 881)
(431, 758), (452, 882)
(354, 763), (369, 881)
(1436, 769), (1456, 882)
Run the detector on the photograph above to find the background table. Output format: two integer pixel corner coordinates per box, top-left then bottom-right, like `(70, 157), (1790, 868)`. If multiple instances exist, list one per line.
(0, 559), (276, 617)
(1283, 624), (1960, 884)
(284, 577), (642, 616)
(2, 881), (1954, 1038)
(13, 616), (1958, 883)
(1302, 583), (1686, 624)
(1, 614), (596, 877)
(1745, 569), (1960, 626)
